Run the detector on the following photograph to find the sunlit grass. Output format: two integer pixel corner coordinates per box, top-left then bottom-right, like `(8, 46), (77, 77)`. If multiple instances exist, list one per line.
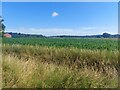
(3, 54), (118, 88)
(2, 44), (118, 88)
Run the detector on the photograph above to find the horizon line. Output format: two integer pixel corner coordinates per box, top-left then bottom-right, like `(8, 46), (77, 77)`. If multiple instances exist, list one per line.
(5, 31), (120, 37)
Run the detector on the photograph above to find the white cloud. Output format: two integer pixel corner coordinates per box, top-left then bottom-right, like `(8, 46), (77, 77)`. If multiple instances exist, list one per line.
(6, 28), (82, 36)
(81, 27), (96, 30)
(52, 12), (59, 17)
(6, 27), (118, 36)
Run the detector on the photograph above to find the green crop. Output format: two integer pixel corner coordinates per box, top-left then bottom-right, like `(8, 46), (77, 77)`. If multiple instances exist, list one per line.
(2, 38), (119, 51)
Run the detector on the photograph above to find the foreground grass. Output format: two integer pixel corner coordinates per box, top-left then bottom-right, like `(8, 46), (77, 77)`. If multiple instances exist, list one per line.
(2, 44), (119, 88)
(3, 54), (118, 88)
(3, 44), (119, 72)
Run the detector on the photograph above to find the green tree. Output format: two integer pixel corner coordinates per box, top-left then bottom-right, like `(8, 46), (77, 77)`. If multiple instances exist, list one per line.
(0, 16), (6, 37)
(102, 33), (111, 38)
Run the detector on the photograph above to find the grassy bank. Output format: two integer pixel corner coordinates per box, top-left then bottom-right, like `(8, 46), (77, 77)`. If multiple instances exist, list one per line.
(2, 44), (118, 88)
(3, 54), (118, 88)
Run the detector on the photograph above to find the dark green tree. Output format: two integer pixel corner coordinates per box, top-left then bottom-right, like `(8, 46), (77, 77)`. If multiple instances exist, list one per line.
(102, 33), (111, 38)
(0, 16), (6, 36)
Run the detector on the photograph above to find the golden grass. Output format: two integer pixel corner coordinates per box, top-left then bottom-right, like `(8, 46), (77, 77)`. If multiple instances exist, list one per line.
(2, 44), (119, 72)
(2, 44), (119, 88)
(2, 54), (118, 88)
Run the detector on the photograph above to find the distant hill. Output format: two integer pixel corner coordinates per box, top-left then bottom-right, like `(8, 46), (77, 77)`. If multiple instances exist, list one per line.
(50, 33), (120, 38)
(5, 32), (120, 38)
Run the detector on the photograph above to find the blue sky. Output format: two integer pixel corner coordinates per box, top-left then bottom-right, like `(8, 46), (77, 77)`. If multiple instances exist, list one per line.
(2, 2), (118, 36)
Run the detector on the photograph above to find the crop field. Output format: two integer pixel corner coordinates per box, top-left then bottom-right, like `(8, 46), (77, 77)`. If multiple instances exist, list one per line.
(2, 38), (119, 50)
(2, 38), (119, 88)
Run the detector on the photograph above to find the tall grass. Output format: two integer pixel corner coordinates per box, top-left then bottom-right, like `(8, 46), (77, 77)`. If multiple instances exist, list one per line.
(2, 44), (118, 88)
(3, 54), (118, 88)
(3, 44), (119, 72)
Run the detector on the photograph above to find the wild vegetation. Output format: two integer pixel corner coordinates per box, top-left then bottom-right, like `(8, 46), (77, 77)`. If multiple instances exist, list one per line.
(2, 38), (119, 88)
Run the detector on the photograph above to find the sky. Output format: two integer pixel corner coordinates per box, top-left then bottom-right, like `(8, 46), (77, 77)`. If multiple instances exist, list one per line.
(2, 2), (118, 36)
(2, 0), (119, 2)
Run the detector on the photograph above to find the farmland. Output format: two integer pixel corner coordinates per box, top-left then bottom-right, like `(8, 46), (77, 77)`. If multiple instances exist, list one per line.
(2, 38), (119, 88)
(2, 38), (119, 50)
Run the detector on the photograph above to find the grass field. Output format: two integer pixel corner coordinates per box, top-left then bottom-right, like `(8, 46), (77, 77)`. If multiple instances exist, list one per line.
(2, 38), (119, 88)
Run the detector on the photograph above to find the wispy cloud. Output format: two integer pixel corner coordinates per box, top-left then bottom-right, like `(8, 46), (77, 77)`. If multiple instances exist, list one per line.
(81, 27), (96, 30)
(6, 27), (118, 36)
(52, 12), (59, 17)
(6, 28), (84, 36)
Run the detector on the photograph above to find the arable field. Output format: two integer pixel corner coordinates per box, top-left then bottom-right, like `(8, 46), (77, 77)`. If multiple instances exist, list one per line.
(2, 38), (119, 88)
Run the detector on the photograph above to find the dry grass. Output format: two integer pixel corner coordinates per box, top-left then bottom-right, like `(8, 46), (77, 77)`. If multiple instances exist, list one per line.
(2, 44), (119, 88)
(2, 54), (118, 88)
(2, 44), (119, 72)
